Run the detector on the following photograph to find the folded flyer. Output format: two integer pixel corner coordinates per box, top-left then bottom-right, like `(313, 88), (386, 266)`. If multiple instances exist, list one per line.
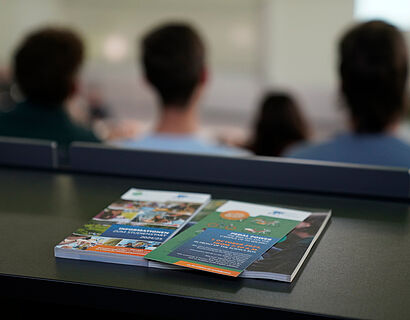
(54, 188), (211, 266)
(144, 200), (312, 277)
(148, 201), (331, 282)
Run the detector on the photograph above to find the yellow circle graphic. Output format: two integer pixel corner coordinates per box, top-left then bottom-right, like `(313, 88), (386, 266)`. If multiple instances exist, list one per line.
(220, 210), (250, 220)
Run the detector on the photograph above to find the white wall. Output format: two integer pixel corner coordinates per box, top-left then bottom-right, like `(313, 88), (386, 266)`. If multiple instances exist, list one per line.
(261, 0), (355, 140)
(0, 1), (66, 65)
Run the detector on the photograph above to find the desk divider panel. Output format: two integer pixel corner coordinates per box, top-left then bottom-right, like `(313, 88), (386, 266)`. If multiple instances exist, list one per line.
(69, 142), (410, 200)
(0, 136), (58, 169)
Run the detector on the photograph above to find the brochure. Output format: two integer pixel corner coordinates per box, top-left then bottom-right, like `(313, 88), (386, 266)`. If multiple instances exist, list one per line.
(54, 188), (211, 266)
(144, 200), (312, 277)
(241, 211), (331, 281)
(148, 201), (331, 282)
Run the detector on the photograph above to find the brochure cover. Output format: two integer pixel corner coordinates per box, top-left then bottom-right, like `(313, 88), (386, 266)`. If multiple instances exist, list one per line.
(144, 200), (312, 277)
(54, 188), (211, 266)
(241, 211), (331, 282)
(147, 201), (331, 282)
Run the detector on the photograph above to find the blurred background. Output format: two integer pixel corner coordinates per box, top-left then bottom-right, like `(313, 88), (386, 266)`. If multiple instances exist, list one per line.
(1, 0), (410, 144)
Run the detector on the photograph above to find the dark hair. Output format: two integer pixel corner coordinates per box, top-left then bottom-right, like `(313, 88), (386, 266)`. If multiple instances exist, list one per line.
(248, 93), (309, 157)
(141, 23), (206, 107)
(339, 20), (408, 133)
(13, 26), (84, 105)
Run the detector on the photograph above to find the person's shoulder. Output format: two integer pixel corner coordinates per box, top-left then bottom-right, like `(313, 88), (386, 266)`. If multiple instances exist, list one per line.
(205, 144), (252, 157)
(388, 135), (410, 147)
(384, 136), (410, 155)
(0, 110), (10, 123)
(0, 104), (32, 135)
(0, 111), (13, 135)
(111, 134), (162, 149)
(193, 136), (252, 157)
(0, 103), (23, 120)
(284, 139), (339, 160)
(285, 133), (410, 167)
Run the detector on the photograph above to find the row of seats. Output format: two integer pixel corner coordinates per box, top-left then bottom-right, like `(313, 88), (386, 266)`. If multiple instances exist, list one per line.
(0, 136), (408, 200)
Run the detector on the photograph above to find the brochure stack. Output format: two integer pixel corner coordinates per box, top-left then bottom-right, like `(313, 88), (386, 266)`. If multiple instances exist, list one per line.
(55, 189), (331, 282)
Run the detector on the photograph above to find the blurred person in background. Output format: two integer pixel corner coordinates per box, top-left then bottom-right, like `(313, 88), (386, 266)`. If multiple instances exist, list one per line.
(245, 92), (310, 157)
(286, 20), (410, 167)
(115, 22), (249, 156)
(0, 26), (100, 160)
(0, 67), (16, 112)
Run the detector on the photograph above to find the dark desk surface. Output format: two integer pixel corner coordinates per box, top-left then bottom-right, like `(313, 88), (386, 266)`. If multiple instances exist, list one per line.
(1, 166), (409, 319)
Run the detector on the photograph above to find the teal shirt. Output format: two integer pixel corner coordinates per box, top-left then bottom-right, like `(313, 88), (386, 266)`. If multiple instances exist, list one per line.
(0, 101), (100, 149)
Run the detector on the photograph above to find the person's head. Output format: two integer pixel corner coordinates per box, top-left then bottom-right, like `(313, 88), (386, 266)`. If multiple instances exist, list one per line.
(339, 20), (408, 133)
(13, 26), (84, 106)
(141, 22), (207, 109)
(249, 92), (309, 157)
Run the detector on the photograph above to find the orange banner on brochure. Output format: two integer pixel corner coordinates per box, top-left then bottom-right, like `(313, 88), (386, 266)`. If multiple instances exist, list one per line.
(87, 245), (150, 257)
(174, 261), (241, 277)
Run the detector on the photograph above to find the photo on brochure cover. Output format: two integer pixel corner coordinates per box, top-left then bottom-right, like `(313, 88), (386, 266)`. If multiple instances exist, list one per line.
(246, 214), (327, 274)
(56, 235), (121, 251)
(94, 208), (139, 224)
(127, 201), (201, 228)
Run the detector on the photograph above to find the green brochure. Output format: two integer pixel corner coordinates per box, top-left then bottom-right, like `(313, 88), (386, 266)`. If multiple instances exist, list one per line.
(144, 200), (312, 277)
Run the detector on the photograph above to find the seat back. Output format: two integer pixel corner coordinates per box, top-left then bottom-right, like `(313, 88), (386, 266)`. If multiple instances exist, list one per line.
(69, 142), (410, 200)
(0, 136), (58, 169)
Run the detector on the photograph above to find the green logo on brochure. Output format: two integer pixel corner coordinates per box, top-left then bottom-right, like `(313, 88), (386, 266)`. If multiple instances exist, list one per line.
(132, 191), (143, 196)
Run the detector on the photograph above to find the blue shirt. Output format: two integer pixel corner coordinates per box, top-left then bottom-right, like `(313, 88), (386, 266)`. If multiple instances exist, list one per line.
(285, 132), (410, 168)
(114, 133), (250, 157)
